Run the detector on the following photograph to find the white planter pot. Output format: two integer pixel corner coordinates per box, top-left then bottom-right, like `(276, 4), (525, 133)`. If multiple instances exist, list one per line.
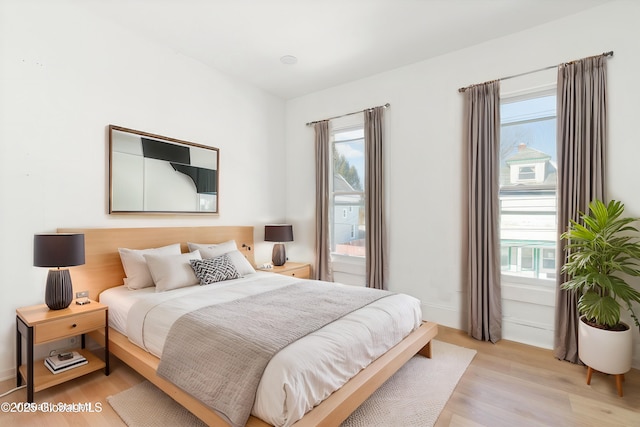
(578, 317), (632, 375)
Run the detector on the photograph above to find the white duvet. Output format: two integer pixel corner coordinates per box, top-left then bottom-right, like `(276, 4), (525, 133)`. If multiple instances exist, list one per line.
(100, 272), (422, 426)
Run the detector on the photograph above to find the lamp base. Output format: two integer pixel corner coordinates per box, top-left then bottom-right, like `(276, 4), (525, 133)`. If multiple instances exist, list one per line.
(45, 269), (73, 310)
(271, 243), (286, 266)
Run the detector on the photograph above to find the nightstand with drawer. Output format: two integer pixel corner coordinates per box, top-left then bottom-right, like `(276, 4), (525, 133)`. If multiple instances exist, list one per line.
(261, 262), (311, 279)
(16, 300), (109, 402)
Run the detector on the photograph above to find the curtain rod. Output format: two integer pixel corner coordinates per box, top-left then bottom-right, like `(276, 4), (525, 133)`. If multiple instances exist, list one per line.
(458, 51), (614, 93)
(306, 103), (390, 126)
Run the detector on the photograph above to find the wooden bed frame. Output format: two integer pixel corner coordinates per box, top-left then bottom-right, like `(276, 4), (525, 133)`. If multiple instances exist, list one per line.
(59, 226), (438, 427)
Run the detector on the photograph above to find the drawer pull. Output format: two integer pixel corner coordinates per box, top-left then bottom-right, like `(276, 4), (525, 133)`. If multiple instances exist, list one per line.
(72, 324), (77, 328)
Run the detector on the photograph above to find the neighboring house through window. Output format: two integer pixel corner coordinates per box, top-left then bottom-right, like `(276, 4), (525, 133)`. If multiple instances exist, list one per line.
(500, 90), (557, 283)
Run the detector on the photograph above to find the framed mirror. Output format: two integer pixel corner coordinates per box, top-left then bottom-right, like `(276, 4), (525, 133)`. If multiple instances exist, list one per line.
(109, 125), (219, 214)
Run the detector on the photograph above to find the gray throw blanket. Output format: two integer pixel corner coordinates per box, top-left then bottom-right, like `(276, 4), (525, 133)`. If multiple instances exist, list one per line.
(156, 281), (392, 427)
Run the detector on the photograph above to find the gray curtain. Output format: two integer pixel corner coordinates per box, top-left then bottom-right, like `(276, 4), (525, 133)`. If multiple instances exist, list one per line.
(364, 107), (387, 290)
(465, 81), (502, 343)
(314, 121), (333, 281)
(554, 56), (607, 363)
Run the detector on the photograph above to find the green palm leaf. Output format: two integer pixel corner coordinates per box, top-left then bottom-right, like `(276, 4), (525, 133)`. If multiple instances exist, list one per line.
(561, 199), (640, 331)
(579, 292), (620, 327)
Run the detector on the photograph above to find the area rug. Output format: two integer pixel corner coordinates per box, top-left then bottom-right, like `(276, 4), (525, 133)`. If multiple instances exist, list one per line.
(108, 340), (476, 427)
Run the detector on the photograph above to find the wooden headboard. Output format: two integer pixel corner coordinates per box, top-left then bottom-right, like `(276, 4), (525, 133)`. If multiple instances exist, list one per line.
(57, 226), (255, 301)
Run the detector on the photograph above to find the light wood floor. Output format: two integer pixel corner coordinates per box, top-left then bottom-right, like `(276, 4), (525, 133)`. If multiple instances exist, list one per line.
(1, 326), (638, 426)
(435, 327), (639, 427)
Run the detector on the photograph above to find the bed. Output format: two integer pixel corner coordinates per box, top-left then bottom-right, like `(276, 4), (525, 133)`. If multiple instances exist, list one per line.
(60, 226), (437, 427)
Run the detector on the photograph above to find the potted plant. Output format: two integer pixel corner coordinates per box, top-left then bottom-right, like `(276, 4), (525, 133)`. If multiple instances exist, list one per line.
(561, 199), (640, 386)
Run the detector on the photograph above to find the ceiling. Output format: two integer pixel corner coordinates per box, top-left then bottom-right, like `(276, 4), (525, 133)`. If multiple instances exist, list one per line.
(80, 0), (612, 99)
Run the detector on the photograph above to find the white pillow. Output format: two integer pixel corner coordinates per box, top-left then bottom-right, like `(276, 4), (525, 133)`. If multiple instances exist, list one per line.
(118, 243), (181, 290)
(144, 250), (202, 292)
(187, 240), (256, 276)
(224, 250), (257, 276)
(187, 240), (237, 257)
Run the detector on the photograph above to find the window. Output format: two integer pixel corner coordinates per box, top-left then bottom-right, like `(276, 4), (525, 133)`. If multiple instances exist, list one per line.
(542, 248), (555, 270)
(518, 166), (535, 181)
(520, 247), (534, 270)
(330, 126), (365, 258)
(500, 91), (557, 282)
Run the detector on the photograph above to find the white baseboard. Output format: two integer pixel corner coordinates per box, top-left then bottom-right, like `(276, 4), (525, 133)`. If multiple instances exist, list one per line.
(502, 317), (553, 349)
(421, 303), (465, 330)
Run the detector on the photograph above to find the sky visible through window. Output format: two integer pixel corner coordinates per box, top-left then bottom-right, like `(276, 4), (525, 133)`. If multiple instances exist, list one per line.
(501, 95), (556, 164)
(334, 128), (365, 185)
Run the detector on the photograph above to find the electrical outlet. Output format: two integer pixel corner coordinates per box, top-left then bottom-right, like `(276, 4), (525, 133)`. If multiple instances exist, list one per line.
(69, 337), (77, 346)
(76, 290), (89, 299)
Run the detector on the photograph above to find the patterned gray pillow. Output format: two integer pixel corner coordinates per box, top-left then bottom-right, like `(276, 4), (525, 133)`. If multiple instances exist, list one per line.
(190, 254), (240, 285)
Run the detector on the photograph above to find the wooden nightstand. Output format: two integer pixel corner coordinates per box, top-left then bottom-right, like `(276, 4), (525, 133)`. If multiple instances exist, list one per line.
(16, 300), (109, 402)
(260, 262), (311, 279)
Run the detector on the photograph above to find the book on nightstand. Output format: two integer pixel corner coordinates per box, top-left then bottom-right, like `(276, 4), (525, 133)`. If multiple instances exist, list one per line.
(44, 351), (88, 374)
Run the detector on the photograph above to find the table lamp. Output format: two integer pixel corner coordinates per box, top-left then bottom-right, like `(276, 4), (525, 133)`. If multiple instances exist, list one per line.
(264, 224), (293, 266)
(34, 233), (85, 310)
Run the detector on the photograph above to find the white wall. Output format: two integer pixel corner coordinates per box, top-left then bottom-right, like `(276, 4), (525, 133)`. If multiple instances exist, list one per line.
(285, 0), (640, 367)
(3, 0), (639, 383)
(0, 0), (286, 379)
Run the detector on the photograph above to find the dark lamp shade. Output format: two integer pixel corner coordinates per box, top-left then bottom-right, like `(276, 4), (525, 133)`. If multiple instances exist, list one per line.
(34, 234), (85, 267)
(264, 224), (294, 243)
